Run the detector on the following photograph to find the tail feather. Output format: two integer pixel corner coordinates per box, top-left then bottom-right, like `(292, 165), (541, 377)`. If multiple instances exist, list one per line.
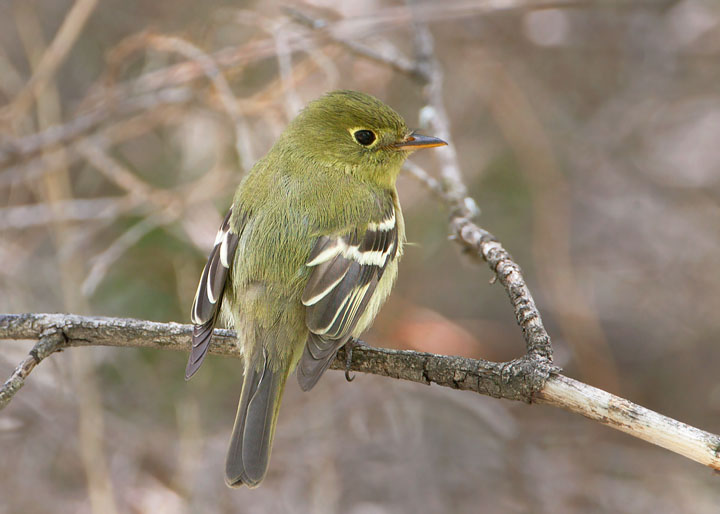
(225, 352), (287, 488)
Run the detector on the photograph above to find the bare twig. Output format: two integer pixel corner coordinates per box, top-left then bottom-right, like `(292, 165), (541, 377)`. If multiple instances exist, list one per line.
(0, 327), (65, 410)
(536, 375), (720, 470)
(1, 313), (718, 471)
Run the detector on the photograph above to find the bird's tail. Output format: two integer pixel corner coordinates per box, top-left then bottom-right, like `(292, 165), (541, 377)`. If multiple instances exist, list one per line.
(225, 350), (288, 488)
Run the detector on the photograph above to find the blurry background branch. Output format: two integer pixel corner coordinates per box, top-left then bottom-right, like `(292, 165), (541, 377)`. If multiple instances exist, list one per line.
(0, 0), (99, 122)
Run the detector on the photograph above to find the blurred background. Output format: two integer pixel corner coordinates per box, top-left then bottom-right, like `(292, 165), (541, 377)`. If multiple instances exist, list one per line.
(2, 0), (720, 512)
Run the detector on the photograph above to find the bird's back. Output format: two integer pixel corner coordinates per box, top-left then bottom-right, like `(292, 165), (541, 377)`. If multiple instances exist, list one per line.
(224, 152), (400, 369)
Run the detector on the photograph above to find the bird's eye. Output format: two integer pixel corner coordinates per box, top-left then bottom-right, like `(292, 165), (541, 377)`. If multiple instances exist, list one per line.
(353, 130), (376, 146)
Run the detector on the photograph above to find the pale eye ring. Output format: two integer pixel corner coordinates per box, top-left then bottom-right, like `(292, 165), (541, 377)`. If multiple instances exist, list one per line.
(353, 129), (376, 146)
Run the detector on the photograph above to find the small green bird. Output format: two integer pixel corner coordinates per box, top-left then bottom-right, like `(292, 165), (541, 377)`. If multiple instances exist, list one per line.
(187, 90), (446, 488)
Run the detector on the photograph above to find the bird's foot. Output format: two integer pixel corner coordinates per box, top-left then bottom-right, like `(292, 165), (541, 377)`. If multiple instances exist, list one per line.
(344, 339), (368, 382)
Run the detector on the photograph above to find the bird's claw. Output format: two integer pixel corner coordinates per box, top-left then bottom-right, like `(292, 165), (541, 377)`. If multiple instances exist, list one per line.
(344, 339), (368, 382)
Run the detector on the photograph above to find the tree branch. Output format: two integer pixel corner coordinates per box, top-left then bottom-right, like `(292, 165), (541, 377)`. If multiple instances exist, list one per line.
(1, 312), (718, 471)
(536, 376), (720, 471)
(0, 324), (65, 410)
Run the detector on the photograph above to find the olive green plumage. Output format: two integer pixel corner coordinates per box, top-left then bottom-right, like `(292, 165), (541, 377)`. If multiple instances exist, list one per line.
(187, 90), (446, 488)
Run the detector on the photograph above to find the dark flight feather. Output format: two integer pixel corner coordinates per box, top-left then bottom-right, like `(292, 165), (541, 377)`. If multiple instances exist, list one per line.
(298, 207), (398, 391)
(186, 208), (240, 380)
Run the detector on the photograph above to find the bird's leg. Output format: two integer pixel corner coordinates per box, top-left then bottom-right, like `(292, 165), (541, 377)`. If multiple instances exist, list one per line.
(344, 339), (368, 382)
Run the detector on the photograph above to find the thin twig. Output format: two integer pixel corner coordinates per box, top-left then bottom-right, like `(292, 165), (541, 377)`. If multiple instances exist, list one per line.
(0, 328), (65, 409)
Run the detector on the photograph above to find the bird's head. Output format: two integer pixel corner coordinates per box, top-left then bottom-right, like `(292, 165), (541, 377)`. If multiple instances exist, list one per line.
(279, 90), (446, 186)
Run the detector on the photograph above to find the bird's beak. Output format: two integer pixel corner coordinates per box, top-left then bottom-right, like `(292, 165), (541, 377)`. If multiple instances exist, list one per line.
(392, 133), (447, 150)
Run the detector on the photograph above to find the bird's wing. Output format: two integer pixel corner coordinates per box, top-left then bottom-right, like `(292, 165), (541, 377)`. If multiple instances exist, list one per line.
(186, 208), (241, 379)
(298, 205), (399, 391)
